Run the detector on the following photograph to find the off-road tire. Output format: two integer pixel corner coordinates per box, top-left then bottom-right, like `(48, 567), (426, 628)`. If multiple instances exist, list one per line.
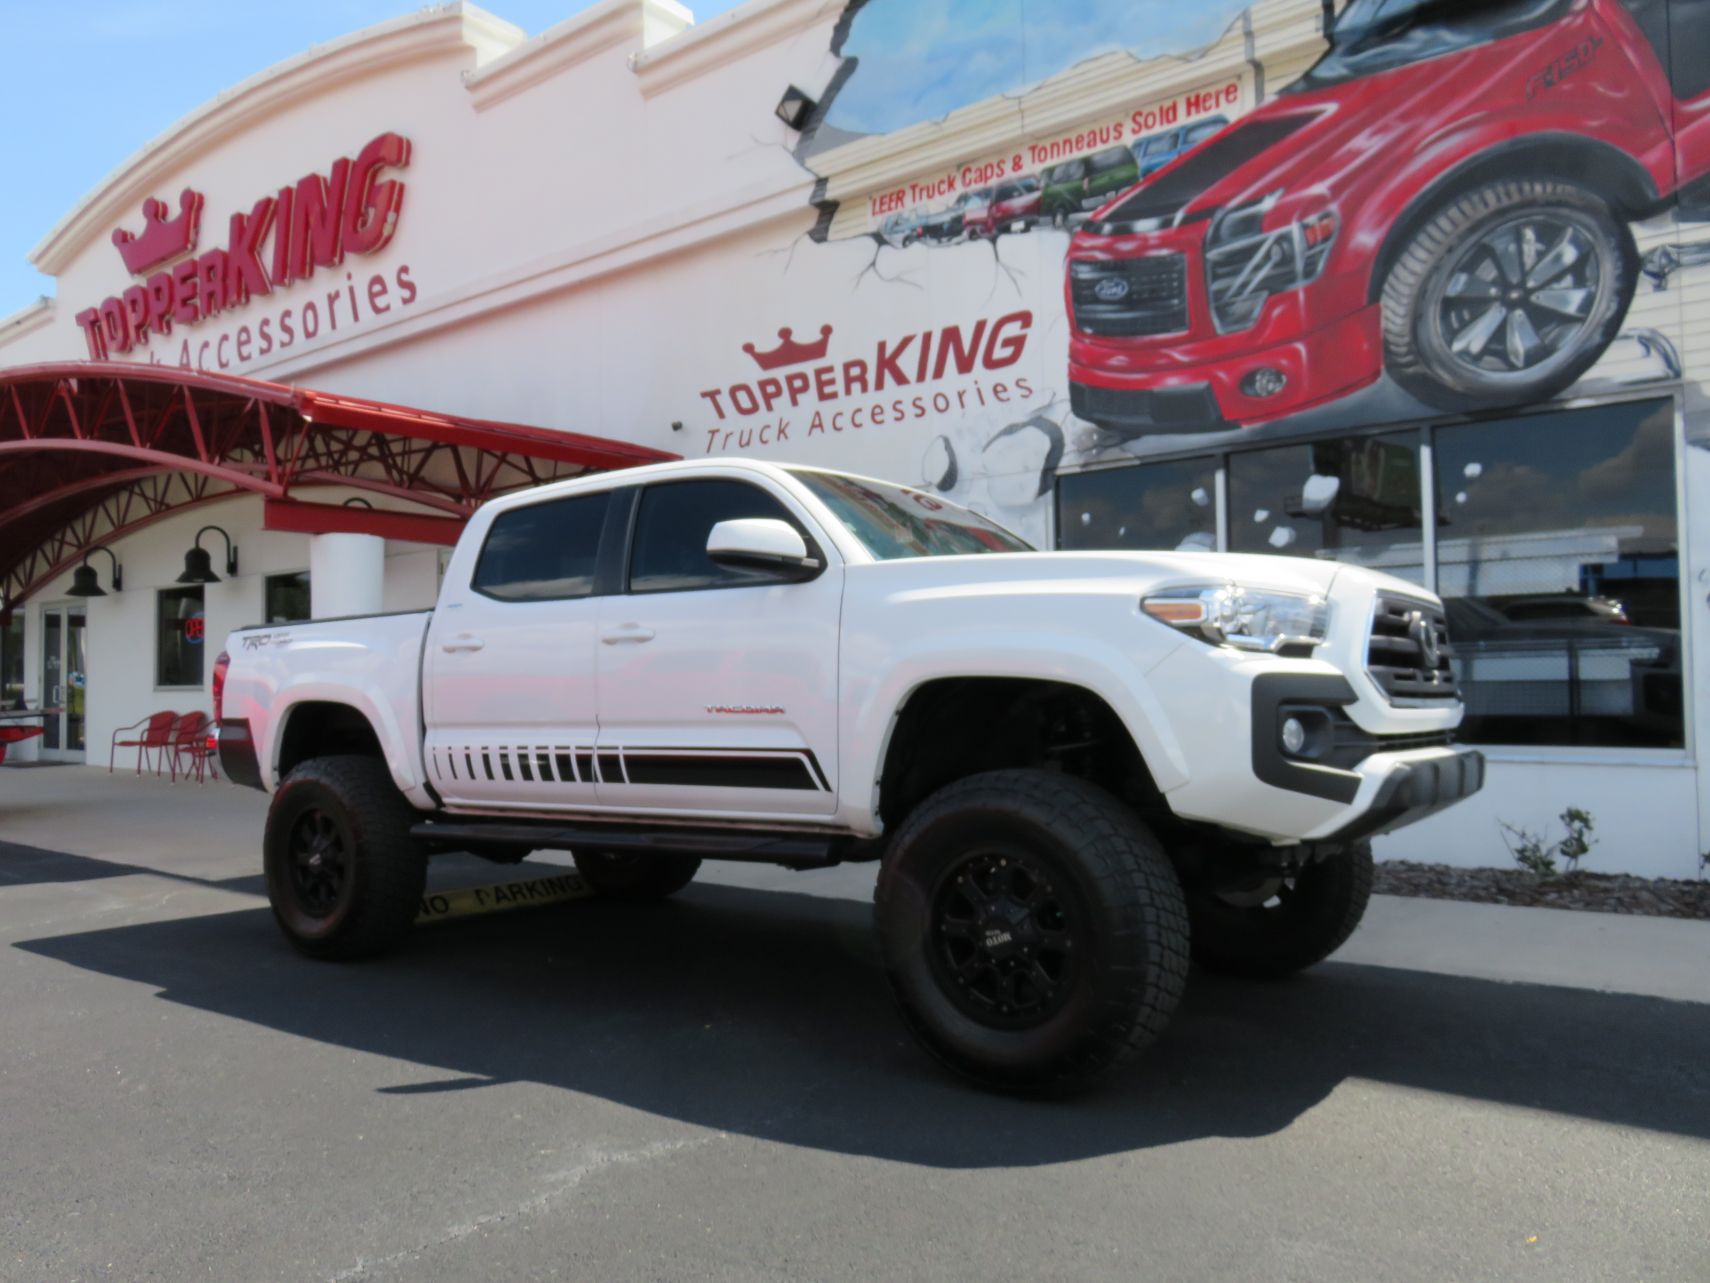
(264, 755), (427, 961)
(875, 769), (1190, 1094)
(573, 851), (701, 902)
(1186, 843), (1373, 979)
(1381, 178), (1638, 413)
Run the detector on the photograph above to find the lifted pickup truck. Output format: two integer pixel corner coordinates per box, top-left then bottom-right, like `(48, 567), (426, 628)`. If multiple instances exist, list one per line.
(218, 459), (1482, 1091)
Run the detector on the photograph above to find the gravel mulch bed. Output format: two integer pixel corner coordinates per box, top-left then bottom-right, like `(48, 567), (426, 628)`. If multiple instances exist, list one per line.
(1374, 860), (1710, 921)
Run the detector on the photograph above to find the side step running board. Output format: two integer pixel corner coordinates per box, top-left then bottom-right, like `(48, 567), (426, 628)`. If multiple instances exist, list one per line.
(411, 819), (842, 867)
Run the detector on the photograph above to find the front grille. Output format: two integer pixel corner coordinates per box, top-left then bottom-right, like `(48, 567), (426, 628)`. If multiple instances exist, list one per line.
(1070, 255), (1189, 337)
(1367, 595), (1458, 702)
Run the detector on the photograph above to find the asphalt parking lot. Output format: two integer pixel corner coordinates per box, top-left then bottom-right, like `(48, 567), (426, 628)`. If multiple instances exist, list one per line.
(2, 767), (1708, 1282)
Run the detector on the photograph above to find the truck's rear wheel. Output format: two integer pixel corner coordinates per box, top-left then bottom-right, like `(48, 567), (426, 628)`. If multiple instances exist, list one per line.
(264, 756), (426, 961)
(875, 769), (1190, 1094)
(572, 851), (700, 901)
(1186, 842), (1373, 978)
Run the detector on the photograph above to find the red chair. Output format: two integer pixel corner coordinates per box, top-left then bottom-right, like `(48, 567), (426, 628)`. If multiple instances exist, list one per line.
(169, 712), (219, 784)
(110, 711), (178, 775)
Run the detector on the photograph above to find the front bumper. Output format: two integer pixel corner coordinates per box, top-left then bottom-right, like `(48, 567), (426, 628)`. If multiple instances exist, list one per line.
(1249, 671), (1484, 842)
(1144, 640), (1478, 845)
(1068, 301), (1383, 432)
(1323, 746), (1486, 844)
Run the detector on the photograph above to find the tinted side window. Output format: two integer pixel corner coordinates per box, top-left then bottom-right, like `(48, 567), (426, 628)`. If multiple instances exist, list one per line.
(629, 480), (799, 593)
(473, 491), (611, 601)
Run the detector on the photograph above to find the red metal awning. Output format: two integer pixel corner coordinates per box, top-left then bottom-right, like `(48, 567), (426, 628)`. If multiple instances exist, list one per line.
(0, 362), (676, 612)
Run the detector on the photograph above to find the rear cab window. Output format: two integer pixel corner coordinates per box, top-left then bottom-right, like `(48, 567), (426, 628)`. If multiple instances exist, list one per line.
(472, 490), (612, 601)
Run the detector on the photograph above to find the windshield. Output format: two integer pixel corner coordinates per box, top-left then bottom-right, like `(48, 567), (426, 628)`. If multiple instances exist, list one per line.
(789, 470), (1034, 560)
(1288, 0), (1568, 92)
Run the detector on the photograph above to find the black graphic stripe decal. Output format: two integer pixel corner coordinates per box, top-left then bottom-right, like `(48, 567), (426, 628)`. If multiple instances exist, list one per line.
(429, 746), (829, 793)
(622, 753), (817, 792)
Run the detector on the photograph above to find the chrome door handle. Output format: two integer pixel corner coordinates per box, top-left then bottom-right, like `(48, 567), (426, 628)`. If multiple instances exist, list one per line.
(601, 625), (655, 645)
(441, 635), (485, 653)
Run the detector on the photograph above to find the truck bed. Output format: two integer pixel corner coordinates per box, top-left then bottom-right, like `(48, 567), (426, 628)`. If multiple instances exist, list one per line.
(222, 610), (433, 801)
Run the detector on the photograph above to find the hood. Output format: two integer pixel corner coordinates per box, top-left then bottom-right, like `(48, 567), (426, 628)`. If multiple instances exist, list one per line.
(853, 549), (1347, 597)
(851, 549), (1439, 609)
(1083, 111), (1321, 231)
(1079, 9), (1569, 238)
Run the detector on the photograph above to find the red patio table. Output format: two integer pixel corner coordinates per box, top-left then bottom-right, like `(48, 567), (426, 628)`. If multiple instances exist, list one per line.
(0, 708), (57, 766)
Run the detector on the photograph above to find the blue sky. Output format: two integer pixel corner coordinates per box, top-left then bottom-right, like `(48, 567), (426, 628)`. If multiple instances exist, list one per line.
(0, 0), (744, 320)
(827, 0), (1253, 135)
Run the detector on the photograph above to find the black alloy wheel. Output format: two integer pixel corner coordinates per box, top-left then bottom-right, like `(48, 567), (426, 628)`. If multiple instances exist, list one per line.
(263, 754), (427, 960)
(875, 768), (1189, 1094)
(285, 807), (351, 919)
(929, 849), (1078, 1030)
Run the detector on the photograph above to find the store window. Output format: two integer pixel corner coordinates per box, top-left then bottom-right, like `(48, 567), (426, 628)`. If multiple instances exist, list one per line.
(264, 572), (311, 623)
(157, 586), (206, 688)
(473, 491), (611, 602)
(1058, 457), (1217, 552)
(1229, 432), (1425, 584)
(1434, 398), (1681, 749)
(1054, 396), (1683, 751)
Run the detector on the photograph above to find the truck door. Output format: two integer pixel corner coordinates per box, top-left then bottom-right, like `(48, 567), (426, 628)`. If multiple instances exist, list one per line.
(595, 476), (842, 818)
(422, 488), (614, 811)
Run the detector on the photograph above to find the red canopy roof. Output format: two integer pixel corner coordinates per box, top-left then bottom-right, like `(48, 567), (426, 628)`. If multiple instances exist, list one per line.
(0, 362), (676, 611)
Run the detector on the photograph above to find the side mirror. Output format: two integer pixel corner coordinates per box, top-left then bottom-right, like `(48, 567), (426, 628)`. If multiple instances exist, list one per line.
(706, 518), (821, 579)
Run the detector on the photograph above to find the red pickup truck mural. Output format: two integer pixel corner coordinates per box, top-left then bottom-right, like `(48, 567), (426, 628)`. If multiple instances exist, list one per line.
(1065, 0), (1710, 438)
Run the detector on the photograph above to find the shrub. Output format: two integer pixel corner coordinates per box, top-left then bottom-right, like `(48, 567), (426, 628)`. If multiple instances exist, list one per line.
(1500, 808), (1596, 879)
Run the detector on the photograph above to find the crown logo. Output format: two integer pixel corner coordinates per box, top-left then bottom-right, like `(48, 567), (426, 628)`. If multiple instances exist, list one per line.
(111, 188), (204, 276)
(742, 324), (833, 371)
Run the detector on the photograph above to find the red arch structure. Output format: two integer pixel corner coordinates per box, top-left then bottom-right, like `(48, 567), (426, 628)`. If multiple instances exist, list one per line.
(0, 362), (676, 614)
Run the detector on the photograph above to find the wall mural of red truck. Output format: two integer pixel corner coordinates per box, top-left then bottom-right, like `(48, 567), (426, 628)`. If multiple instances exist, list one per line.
(1066, 0), (1710, 437)
(774, 0), (1706, 528)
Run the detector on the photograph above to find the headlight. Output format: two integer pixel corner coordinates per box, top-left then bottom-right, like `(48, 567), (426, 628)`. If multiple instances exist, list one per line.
(1205, 192), (1338, 333)
(1142, 583), (1330, 654)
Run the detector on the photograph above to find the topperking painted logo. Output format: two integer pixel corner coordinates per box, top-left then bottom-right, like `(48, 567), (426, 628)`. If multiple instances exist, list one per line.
(76, 133), (416, 370)
(695, 310), (1036, 454)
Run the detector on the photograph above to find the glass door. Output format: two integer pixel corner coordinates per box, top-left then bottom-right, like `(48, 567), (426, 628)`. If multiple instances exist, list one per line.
(39, 604), (87, 762)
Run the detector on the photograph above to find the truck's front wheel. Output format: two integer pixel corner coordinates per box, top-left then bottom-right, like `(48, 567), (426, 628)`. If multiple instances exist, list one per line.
(264, 756), (427, 961)
(1381, 178), (1637, 413)
(1185, 842), (1373, 978)
(875, 769), (1190, 1094)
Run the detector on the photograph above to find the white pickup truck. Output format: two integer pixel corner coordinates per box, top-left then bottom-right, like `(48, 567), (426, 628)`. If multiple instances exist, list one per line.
(217, 458), (1482, 1091)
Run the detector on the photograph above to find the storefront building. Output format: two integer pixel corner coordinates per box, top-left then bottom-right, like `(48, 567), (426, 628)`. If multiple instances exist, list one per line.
(2, 0), (1706, 878)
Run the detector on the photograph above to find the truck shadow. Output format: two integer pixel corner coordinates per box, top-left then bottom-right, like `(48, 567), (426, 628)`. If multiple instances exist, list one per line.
(15, 879), (1710, 1168)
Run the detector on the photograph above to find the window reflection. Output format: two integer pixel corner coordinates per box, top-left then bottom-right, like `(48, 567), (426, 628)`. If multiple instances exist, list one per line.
(1434, 399), (1681, 748)
(1229, 432), (1425, 584)
(1059, 457), (1217, 552)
